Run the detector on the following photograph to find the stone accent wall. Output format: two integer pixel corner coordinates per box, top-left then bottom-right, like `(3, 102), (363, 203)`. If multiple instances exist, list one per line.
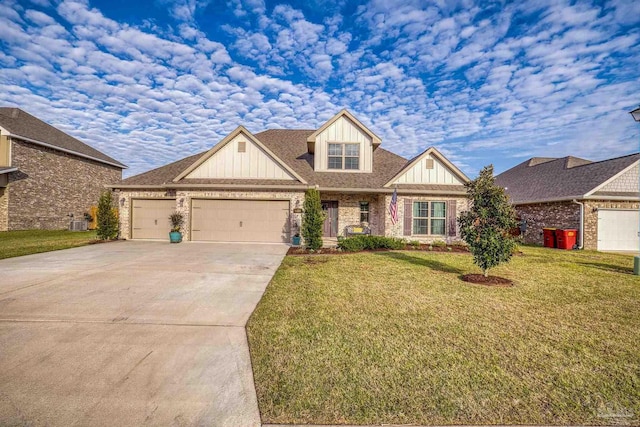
(0, 187), (7, 231)
(515, 202), (580, 246)
(117, 189), (305, 241)
(7, 139), (122, 230)
(599, 164), (638, 192)
(383, 194), (468, 243)
(319, 192), (382, 236)
(583, 200), (639, 250)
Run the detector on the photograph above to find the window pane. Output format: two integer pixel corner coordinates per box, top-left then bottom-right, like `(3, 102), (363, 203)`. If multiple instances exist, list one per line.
(413, 218), (428, 234)
(345, 157), (359, 169)
(345, 144), (359, 156)
(431, 202), (446, 218)
(413, 202), (428, 218)
(328, 144), (342, 156)
(328, 156), (342, 169)
(359, 201), (369, 212)
(431, 219), (445, 235)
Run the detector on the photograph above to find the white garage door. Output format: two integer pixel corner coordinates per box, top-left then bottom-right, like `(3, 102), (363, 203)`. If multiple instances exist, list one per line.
(597, 209), (639, 251)
(131, 199), (176, 240)
(191, 199), (290, 243)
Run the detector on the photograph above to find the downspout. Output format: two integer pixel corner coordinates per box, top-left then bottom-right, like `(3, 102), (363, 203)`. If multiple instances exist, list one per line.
(572, 199), (584, 249)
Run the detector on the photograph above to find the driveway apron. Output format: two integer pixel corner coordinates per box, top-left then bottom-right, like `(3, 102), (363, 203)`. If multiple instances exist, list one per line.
(0, 241), (287, 426)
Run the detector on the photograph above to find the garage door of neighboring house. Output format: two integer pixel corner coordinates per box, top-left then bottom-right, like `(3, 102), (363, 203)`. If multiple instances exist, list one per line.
(597, 209), (639, 251)
(191, 199), (290, 243)
(131, 199), (176, 240)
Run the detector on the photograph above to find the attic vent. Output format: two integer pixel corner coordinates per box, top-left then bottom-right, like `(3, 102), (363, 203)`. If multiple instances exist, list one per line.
(238, 140), (246, 153)
(425, 159), (434, 169)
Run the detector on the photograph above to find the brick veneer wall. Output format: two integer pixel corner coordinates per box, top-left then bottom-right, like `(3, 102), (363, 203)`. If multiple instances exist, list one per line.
(7, 140), (122, 230)
(383, 194), (468, 243)
(116, 189), (305, 241)
(583, 199), (639, 250)
(0, 187), (7, 231)
(514, 202), (580, 246)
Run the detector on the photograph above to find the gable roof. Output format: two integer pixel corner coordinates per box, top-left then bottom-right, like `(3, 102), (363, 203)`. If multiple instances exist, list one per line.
(172, 126), (307, 183)
(0, 108), (126, 168)
(383, 146), (470, 187)
(306, 109), (382, 146)
(496, 153), (640, 204)
(118, 128), (466, 193)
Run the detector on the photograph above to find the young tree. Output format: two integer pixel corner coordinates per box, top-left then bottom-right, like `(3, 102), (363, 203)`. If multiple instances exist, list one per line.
(458, 165), (518, 277)
(302, 188), (324, 250)
(96, 190), (119, 240)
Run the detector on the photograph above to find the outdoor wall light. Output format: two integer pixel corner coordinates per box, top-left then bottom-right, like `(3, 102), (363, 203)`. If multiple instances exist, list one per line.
(120, 197), (125, 207)
(179, 198), (184, 207)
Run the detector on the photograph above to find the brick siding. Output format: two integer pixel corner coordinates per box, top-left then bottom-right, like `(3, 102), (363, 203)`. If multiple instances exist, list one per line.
(515, 202), (580, 246)
(6, 139), (122, 230)
(583, 200), (639, 250)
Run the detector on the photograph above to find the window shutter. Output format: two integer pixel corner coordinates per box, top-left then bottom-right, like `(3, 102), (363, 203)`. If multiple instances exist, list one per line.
(447, 199), (457, 237)
(403, 198), (412, 236)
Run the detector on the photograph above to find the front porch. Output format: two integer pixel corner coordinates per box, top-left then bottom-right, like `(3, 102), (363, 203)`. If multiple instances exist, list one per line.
(320, 193), (385, 239)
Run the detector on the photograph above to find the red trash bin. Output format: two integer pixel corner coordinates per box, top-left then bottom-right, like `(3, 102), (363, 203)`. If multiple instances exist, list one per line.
(543, 228), (557, 248)
(555, 229), (577, 250)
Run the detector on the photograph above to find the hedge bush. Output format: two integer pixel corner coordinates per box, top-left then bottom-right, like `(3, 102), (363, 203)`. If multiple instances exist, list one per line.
(337, 235), (406, 252)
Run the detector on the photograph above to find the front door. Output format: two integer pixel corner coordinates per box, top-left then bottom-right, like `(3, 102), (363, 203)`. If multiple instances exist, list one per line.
(321, 201), (338, 237)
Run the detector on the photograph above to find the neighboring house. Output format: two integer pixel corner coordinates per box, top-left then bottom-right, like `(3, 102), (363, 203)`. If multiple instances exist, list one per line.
(113, 110), (470, 243)
(0, 108), (126, 231)
(496, 154), (640, 251)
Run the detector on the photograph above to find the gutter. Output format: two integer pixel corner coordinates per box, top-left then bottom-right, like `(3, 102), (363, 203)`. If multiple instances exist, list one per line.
(512, 194), (639, 205)
(108, 183), (468, 195)
(7, 133), (127, 169)
(572, 199), (584, 249)
(0, 167), (18, 175)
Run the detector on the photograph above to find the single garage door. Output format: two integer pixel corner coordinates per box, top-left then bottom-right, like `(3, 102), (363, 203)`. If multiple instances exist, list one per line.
(597, 209), (639, 251)
(131, 199), (176, 240)
(191, 199), (290, 243)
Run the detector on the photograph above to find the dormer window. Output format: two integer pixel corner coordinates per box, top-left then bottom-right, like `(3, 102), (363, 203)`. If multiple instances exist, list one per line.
(328, 143), (359, 170)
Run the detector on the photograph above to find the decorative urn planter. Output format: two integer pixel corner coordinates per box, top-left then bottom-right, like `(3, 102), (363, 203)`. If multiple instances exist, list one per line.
(169, 231), (182, 243)
(292, 235), (301, 246)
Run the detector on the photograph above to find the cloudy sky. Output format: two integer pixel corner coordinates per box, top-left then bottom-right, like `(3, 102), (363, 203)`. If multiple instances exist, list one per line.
(1, 0), (639, 177)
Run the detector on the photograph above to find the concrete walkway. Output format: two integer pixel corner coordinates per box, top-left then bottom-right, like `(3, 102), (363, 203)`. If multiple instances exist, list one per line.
(0, 241), (288, 426)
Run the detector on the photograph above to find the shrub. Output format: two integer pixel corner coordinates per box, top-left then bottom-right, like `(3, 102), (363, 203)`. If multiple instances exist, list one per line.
(338, 235), (406, 252)
(458, 165), (518, 277)
(302, 189), (324, 251)
(431, 239), (447, 248)
(408, 240), (421, 248)
(169, 211), (184, 232)
(96, 191), (119, 240)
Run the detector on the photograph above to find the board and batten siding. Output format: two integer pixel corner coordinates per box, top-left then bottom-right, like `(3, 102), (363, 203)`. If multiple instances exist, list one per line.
(314, 116), (373, 173)
(186, 134), (295, 180)
(392, 154), (464, 185)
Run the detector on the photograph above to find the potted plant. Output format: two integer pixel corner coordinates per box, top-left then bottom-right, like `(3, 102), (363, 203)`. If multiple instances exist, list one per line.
(169, 211), (184, 243)
(292, 232), (301, 246)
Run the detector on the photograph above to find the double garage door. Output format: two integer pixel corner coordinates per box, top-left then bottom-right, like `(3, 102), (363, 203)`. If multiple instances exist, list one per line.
(131, 198), (289, 243)
(597, 209), (639, 251)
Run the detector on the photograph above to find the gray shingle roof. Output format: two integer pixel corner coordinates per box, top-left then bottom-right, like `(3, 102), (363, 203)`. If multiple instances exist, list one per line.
(0, 108), (126, 168)
(120, 128), (461, 192)
(496, 154), (640, 204)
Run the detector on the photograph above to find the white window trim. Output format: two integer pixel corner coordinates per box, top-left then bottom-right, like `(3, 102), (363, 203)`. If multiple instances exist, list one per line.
(327, 142), (361, 170)
(412, 200), (447, 236)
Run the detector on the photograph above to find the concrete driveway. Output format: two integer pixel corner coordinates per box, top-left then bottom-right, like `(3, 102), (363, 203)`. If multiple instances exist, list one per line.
(0, 241), (288, 426)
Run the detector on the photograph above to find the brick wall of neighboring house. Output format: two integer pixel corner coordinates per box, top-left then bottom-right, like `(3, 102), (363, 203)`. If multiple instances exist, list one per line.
(7, 139), (122, 230)
(0, 187), (7, 231)
(116, 189), (306, 241)
(515, 202), (580, 246)
(383, 194), (468, 243)
(583, 199), (639, 250)
(319, 192), (382, 236)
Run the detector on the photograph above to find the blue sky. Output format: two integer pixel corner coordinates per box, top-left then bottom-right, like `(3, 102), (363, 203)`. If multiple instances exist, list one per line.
(1, 0), (639, 178)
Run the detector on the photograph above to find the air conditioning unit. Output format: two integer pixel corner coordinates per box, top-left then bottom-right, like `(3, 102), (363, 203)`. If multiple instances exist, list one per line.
(69, 220), (88, 231)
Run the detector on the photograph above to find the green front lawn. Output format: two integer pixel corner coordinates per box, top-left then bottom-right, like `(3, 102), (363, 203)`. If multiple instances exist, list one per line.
(0, 229), (98, 260)
(248, 247), (640, 426)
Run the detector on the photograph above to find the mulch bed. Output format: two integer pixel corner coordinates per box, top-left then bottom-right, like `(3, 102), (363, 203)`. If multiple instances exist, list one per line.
(461, 274), (513, 287)
(287, 244), (470, 256)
